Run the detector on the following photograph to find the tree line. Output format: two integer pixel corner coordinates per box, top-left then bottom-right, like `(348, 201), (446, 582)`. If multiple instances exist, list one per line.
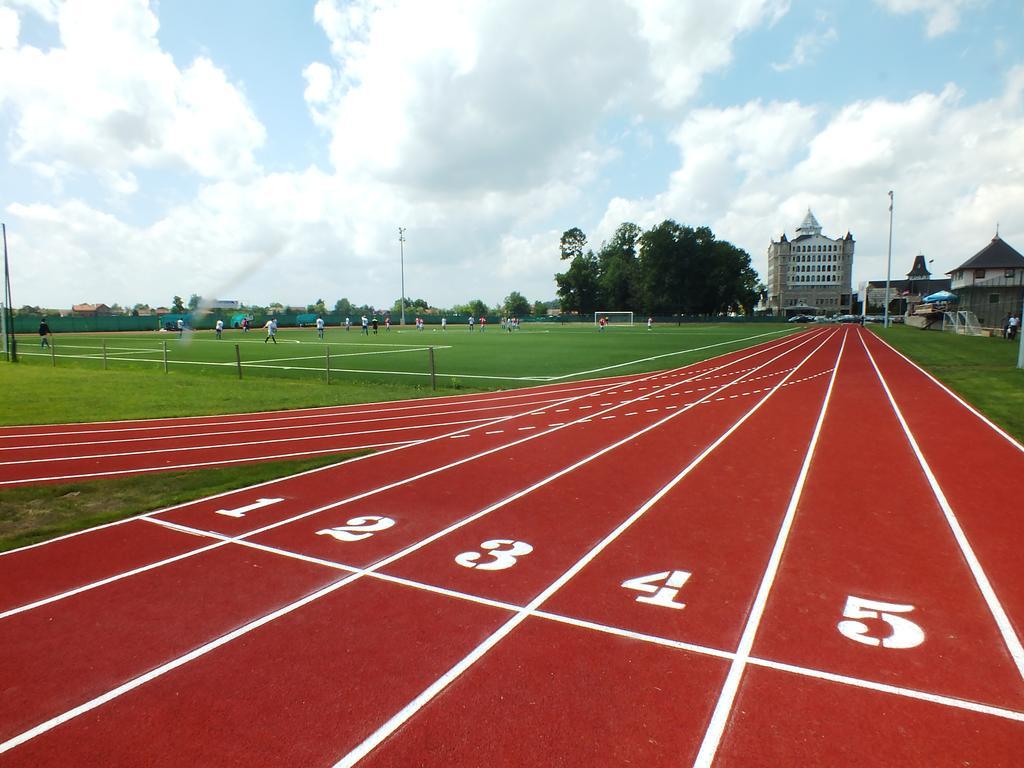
(555, 221), (761, 316)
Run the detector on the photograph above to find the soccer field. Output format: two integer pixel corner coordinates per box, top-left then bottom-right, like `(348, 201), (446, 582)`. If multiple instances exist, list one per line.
(10, 323), (797, 388)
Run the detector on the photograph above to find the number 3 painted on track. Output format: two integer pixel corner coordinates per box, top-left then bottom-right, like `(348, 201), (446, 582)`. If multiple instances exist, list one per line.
(837, 595), (925, 649)
(316, 516), (395, 542)
(455, 540), (533, 571)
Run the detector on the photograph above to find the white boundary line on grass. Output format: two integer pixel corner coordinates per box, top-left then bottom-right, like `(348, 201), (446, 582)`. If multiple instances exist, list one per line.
(691, 328), (848, 768)
(859, 331), (1024, 681)
(0, 330), (829, 756)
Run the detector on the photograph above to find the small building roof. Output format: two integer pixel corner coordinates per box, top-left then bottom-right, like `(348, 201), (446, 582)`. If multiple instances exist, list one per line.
(948, 236), (1024, 273)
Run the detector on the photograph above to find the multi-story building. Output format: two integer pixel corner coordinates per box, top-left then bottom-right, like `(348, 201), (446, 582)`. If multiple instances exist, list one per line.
(765, 210), (855, 316)
(946, 234), (1024, 327)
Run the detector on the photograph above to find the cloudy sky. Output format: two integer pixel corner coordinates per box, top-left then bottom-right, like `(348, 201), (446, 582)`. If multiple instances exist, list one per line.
(1, 0), (1021, 311)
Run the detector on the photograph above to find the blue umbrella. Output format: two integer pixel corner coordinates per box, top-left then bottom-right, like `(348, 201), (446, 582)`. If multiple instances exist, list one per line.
(923, 290), (957, 303)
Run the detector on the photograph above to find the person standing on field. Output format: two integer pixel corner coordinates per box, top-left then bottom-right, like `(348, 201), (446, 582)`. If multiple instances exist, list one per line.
(264, 317), (278, 344)
(316, 316), (325, 339)
(361, 315), (369, 335)
(441, 316), (447, 331)
(39, 318), (51, 348)
(177, 318), (184, 337)
(647, 316), (653, 330)
(215, 318), (224, 339)
(468, 315), (474, 332)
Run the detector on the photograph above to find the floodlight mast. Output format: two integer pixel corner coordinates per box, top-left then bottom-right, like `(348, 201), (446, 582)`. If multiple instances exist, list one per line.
(884, 190), (894, 328)
(398, 227), (406, 326)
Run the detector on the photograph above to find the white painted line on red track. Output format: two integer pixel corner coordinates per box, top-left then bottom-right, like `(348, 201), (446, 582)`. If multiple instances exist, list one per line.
(334, 330), (838, 767)
(692, 330), (848, 768)
(859, 332), (1024, 681)
(0, 334), (827, 753)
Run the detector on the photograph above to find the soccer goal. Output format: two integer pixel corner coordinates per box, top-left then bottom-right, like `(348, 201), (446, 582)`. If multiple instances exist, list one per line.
(594, 311), (634, 327)
(942, 310), (982, 336)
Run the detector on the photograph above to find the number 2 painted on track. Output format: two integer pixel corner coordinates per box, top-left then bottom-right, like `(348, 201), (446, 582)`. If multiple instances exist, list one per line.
(316, 516), (395, 542)
(455, 540), (533, 571)
(837, 595), (925, 649)
(621, 570), (692, 610)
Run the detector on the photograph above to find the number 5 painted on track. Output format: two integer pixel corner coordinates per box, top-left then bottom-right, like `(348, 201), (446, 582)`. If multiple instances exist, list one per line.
(316, 516), (395, 542)
(621, 570), (691, 609)
(837, 595), (925, 649)
(455, 540), (533, 571)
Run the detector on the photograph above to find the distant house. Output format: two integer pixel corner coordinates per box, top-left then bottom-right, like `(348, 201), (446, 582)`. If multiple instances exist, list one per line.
(72, 303), (112, 317)
(865, 254), (951, 313)
(947, 234), (1024, 326)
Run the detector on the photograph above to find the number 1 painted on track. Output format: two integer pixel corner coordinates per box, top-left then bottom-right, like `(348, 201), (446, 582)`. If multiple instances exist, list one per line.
(214, 498), (284, 518)
(621, 570), (692, 610)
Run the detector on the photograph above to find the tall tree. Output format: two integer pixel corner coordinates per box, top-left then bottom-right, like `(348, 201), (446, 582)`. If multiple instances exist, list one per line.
(187, 294), (202, 311)
(555, 227), (600, 314)
(503, 291), (531, 317)
(171, 295), (185, 313)
(597, 222), (642, 310)
(468, 299), (489, 317)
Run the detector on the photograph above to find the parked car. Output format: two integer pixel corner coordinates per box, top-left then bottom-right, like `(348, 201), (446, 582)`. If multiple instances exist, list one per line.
(787, 315), (814, 323)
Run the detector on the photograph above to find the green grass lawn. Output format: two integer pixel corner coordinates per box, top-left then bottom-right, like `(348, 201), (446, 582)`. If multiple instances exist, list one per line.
(872, 325), (1024, 442)
(2, 323), (794, 425)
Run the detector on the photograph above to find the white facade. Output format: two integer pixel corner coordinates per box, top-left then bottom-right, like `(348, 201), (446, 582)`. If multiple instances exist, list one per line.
(765, 210), (855, 315)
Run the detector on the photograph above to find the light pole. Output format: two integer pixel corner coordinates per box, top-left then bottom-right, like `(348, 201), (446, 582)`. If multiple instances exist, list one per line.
(884, 190), (894, 328)
(398, 227), (406, 327)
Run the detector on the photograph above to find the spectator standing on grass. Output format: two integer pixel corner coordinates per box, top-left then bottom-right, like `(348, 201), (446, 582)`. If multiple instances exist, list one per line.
(38, 318), (51, 348)
(264, 317), (278, 344)
(1009, 315), (1020, 341)
(215, 318), (224, 339)
(316, 315), (325, 339)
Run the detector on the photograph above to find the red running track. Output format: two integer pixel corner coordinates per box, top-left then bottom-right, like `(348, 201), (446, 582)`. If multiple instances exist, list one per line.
(1, 325), (1022, 766)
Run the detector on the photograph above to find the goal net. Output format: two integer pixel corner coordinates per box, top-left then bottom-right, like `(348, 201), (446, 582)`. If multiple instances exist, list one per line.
(594, 311), (634, 327)
(941, 310), (982, 336)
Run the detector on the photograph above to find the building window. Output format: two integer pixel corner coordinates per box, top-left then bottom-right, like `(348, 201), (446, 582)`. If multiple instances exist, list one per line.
(974, 269), (986, 279)
(1006, 269), (1015, 278)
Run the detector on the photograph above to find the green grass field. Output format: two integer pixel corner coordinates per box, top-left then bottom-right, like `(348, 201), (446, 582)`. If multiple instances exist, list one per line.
(2, 323), (795, 424)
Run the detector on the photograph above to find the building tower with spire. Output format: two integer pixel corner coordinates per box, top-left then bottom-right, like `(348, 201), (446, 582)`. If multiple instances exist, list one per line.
(765, 209), (855, 316)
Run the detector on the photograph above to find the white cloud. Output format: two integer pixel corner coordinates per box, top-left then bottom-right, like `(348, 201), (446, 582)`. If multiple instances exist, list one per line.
(874, 0), (983, 37)
(0, 6), (19, 48)
(0, 0), (266, 188)
(593, 68), (1024, 290)
(772, 26), (838, 72)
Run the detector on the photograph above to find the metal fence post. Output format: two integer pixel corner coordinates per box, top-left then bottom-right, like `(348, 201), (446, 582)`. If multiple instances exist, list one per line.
(235, 344), (243, 380)
(163, 340), (168, 373)
(429, 346), (436, 390)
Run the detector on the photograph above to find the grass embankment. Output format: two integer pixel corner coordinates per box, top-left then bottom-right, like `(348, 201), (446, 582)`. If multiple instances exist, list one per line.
(873, 325), (1024, 442)
(0, 451), (367, 552)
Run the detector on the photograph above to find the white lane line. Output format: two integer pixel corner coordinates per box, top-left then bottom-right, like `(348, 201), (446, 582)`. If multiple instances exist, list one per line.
(0, 331), (824, 754)
(867, 331), (1024, 453)
(517, 426), (536, 431)
(484, 430), (503, 435)
(859, 331), (1024, 681)
(0, 441), (414, 487)
(151, 519), (1024, 727)
(334, 330), (839, 767)
(692, 330), (847, 768)
(1, 416), (501, 466)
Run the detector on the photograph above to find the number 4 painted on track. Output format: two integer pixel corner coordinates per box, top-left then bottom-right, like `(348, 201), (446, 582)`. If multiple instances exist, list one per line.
(214, 498), (283, 518)
(621, 570), (692, 610)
